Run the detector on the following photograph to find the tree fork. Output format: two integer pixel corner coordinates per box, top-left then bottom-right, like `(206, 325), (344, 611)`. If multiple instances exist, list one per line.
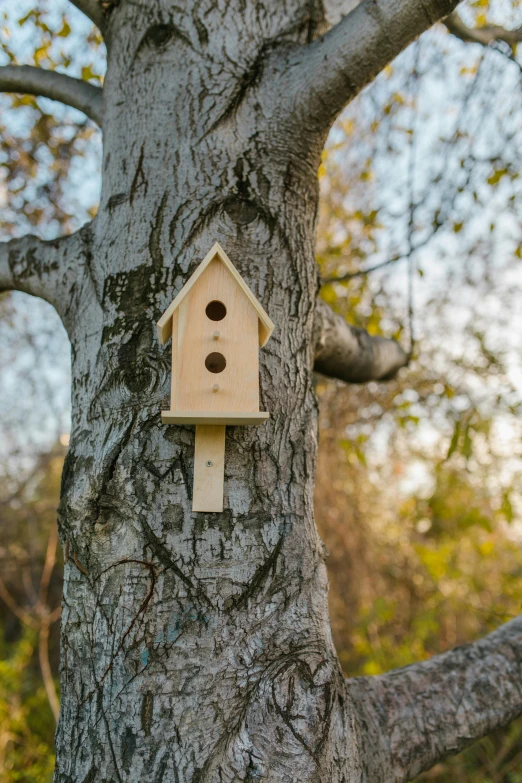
(3, 1), (522, 782)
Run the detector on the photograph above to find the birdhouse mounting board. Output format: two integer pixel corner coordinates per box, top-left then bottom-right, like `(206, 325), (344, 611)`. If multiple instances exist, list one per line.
(193, 425), (226, 513)
(157, 242), (274, 512)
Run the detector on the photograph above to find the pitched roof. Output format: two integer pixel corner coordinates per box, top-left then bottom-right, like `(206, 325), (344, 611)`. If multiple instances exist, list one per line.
(156, 242), (275, 347)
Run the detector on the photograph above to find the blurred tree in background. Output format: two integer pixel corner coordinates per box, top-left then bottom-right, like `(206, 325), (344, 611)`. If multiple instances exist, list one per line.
(2, 0), (522, 780)
(0, 446), (62, 783)
(0, 293), (66, 781)
(315, 3), (522, 775)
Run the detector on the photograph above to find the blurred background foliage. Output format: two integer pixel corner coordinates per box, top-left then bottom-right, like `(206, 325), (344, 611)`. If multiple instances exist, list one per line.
(2, 0), (522, 780)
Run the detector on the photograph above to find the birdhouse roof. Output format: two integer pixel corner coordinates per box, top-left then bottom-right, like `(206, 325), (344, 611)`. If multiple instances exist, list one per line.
(157, 242), (275, 347)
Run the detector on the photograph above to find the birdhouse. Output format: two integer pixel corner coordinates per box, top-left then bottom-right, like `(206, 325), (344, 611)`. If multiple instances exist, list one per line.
(157, 242), (274, 512)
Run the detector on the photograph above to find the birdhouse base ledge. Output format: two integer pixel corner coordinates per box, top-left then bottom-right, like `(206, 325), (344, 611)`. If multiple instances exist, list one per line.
(161, 411), (270, 426)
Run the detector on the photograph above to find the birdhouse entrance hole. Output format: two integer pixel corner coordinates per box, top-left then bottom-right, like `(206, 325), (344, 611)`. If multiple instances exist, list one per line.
(205, 352), (226, 373)
(206, 300), (227, 321)
(157, 242), (275, 512)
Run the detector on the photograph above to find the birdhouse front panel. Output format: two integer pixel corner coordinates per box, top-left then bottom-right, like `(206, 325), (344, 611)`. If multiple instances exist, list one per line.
(171, 257), (260, 413)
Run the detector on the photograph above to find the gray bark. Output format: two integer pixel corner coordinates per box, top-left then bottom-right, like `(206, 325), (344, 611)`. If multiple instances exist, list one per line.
(4, 0), (522, 781)
(0, 230), (91, 312)
(0, 65), (103, 126)
(349, 616), (522, 781)
(313, 299), (409, 382)
(277, 0), (463, 133)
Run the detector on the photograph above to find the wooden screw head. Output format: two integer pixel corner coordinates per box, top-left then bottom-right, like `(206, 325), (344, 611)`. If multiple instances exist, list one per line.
(212, 330), (220, 340)
(212, 384), (220, 393)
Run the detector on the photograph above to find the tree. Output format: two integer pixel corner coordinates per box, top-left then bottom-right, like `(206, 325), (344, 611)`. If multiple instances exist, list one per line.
(0, 443), (64, 783)
(1, 0), (522, 781)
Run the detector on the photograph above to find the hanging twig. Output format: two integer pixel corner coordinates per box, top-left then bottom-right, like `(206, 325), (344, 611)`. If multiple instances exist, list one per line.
(39, 619), (60, 722)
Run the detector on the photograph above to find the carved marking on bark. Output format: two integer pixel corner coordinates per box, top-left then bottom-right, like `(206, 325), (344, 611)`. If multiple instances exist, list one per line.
(271, 657), (334, 762)
(130, 143), (148, 206)
(140, 516), (212, 608)
(143, 453), (191, 494)
(232, 531), (285, 609)
(97, 559), (157, 682)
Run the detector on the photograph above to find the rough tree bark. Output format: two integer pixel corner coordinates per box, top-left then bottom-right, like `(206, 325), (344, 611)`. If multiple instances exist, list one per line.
(2, 0), (522, 781)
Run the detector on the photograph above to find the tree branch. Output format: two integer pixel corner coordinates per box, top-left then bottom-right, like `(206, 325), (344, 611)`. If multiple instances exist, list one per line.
(0, 576), (38, 630)
(39, 619), (60, 722)
(284, 0), (461, 133)
(68, 0), (108, 35)
(348, 616), (522, 782)
(0, 65), (103, 127)
(444, 12), (522, 48)
(313, 299), (409, 383)
(1, 233), (73, 310)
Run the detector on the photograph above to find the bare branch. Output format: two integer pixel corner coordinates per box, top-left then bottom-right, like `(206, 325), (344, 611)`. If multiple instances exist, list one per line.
(68, 0), (107, 35)
(49, 604), (62, 623)
(313, 299), (409, 383)
(0, 576), (38, 630)
(444, 12), (522, 48)
(322, 252), (406, 284)
(348, 616), (522, 782)
(0, 65), (103, 127)
(284, 0), (461, 134)
(39, 524), (59, 610)
(39, 619), (60, 722)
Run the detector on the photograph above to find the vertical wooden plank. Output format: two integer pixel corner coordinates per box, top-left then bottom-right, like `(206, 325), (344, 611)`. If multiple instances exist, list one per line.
(170, 309), (178, 410)
(192, 425), (226, 512)
(176, 258), (259, 413)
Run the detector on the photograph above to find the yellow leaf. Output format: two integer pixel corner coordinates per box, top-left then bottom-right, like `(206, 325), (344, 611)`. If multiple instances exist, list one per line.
(57, 19), (71, 37)
(81, 64), (100, 82)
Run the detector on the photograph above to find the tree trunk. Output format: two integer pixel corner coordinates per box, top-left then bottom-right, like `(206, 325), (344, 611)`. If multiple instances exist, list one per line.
(56, 4), (350, 781)
(5, 0), (522, 781)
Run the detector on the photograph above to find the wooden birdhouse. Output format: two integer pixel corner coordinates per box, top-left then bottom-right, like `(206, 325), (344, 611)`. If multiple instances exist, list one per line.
(157, 242), (274, 512)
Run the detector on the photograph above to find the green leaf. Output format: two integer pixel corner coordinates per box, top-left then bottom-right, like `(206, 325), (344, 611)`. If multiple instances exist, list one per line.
(447, 420), (461, 459)
(488, 168), (508, 186)
(462, 423), (473, 460)
(18, 10), (35, 26)
(501, 490), (514, 524)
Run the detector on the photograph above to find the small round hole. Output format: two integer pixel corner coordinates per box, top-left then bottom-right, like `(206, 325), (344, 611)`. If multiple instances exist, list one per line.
(206, 300), (227, 321)
(205, 352), (226, 373)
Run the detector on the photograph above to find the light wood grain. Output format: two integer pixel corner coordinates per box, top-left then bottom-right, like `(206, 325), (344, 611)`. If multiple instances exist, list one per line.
(172, 257), (261, 414)
(170, 309), (178, 410)
(156, 242), (274, 346)
(193, 425), (226, 512)
(161, 411), (269, 425)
